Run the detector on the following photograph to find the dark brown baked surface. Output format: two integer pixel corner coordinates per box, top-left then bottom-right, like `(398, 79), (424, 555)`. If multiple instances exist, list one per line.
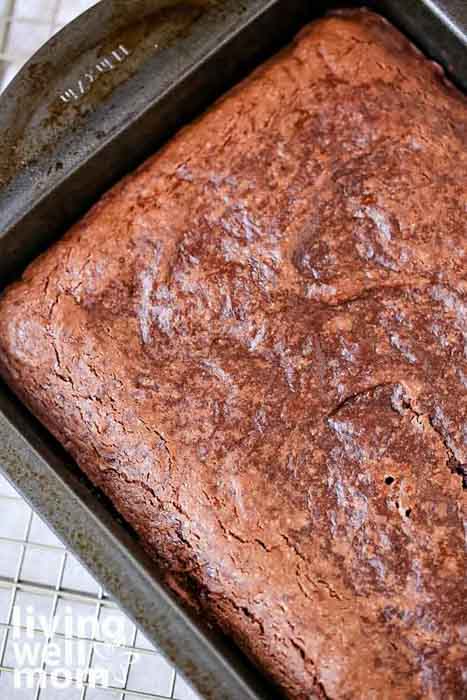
(0, 8), (466, 699)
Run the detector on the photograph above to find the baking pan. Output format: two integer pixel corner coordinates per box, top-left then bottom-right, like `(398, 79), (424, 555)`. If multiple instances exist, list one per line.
(0, 1), (465, 698)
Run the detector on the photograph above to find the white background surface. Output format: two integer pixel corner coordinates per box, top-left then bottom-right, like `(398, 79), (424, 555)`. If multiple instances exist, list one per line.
(0, 2), (200, 698)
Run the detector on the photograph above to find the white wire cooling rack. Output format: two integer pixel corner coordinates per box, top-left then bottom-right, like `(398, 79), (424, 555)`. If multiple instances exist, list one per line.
(0, 474), (198, 700)
(0, 2), (200, 699)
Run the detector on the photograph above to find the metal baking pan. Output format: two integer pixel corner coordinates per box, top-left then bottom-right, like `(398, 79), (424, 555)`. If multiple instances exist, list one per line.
(0, 1), (465, 698)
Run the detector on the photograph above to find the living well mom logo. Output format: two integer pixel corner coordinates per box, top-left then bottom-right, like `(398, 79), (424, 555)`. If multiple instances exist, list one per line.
(11, 604), (139, 690)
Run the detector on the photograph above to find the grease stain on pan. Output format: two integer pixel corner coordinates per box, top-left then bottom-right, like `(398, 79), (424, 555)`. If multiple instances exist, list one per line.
(0, 1), (213, 187)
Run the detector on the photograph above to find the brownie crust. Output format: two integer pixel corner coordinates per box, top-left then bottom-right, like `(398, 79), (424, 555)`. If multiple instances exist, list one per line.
(0, 9), (466, 699)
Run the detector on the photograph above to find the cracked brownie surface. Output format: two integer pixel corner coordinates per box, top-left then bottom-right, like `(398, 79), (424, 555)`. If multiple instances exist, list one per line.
(0, 9), (466, 699)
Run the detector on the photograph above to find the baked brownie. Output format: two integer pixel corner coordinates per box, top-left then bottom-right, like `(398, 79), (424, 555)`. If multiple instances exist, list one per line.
(0, 9), (466, 699)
